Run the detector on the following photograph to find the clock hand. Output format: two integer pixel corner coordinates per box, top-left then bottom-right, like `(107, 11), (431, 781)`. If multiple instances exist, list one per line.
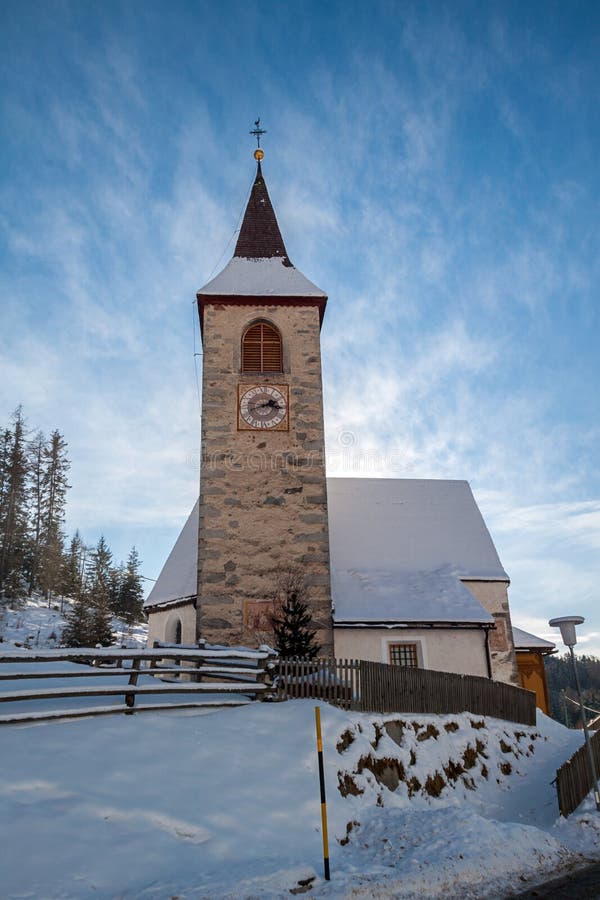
(253, 400), (282, 410)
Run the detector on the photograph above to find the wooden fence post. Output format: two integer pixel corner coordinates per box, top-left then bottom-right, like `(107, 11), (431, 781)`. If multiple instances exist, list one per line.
(125, 658), (141, 712)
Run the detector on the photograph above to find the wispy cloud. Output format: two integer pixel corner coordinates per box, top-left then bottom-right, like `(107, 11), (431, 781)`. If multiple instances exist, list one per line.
(1, 1), (599, 648)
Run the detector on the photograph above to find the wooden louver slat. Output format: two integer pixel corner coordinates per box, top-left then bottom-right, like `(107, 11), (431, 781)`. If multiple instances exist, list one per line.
(241, 322), (282, 373)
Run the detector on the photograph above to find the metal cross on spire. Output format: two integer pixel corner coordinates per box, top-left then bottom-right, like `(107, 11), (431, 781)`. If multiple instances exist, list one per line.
(250, 117), (267, 148)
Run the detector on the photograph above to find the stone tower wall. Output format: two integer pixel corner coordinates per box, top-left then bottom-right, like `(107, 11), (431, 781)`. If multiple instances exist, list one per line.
(463, 580), (519, 685)
(197, 302), (333, 653)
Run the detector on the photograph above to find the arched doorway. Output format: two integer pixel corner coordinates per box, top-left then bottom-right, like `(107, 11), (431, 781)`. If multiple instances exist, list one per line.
(165, 613), (182, 645)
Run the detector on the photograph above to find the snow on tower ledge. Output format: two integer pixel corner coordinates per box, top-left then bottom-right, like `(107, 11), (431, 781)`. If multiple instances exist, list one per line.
(199, 256), (326, 298)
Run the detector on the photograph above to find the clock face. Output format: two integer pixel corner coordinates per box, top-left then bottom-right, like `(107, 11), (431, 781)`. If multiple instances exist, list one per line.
(239, 385), (288, 430)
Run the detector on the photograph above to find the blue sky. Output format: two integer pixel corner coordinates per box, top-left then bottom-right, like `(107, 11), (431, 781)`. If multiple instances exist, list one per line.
(2, 1), (599, 653)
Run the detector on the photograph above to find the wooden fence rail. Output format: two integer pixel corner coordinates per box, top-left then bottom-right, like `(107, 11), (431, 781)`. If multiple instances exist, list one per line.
(555, 728), (600, 817)
(0, 650), (536, 727)
(277, 658), (536, 725)
(0, 647), (277, 724)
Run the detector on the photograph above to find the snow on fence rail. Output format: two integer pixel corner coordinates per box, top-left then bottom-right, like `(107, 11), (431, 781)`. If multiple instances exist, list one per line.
(0, 647), (277, 724)
(555, 727), (600, 817)
(277, 658), (536, 725)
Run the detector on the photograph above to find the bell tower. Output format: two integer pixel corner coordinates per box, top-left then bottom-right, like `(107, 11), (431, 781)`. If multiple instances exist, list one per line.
(195, 144), (333, 652)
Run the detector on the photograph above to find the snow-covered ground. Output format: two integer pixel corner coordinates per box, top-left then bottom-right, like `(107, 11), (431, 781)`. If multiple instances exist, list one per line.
(1, 684), (599, 898)
(0, 595), (148, 649)
(1, 600), (598, 897)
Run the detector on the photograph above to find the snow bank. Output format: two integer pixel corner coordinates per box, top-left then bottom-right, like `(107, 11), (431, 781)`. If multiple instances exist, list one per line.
(0, 698), (598, 898)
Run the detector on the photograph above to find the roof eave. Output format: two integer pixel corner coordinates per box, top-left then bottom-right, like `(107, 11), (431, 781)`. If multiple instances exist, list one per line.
(460, 575), (510, 584)
(333, 619), (494, 629)
(144, 594), (197, 613)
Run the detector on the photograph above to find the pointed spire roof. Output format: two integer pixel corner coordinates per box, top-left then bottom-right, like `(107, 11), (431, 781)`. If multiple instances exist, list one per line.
(197, 160), (327, 318)
(234, 162), (290, 261)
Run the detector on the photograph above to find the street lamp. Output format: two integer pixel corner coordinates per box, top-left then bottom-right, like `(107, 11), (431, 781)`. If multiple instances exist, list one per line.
(549, 615), (600, 811)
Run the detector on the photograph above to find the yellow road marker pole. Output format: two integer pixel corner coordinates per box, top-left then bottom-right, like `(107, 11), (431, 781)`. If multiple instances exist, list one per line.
(315, 706), (331, 880)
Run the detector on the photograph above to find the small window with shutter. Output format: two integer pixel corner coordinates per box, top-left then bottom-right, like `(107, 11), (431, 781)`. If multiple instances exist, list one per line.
(241, 321), (283, 373)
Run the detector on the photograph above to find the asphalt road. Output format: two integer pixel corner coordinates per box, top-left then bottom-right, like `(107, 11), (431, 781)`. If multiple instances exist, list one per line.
(513, 862), (600, 898)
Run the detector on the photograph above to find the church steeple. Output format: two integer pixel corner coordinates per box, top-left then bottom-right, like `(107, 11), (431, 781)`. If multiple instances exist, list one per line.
(189, 133), (333, 654)
(234, 162), (290, 263)
(197, 154), (327, 332)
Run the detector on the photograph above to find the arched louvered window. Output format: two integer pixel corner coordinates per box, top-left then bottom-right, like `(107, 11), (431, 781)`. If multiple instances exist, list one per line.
(241, 321), (283, 373)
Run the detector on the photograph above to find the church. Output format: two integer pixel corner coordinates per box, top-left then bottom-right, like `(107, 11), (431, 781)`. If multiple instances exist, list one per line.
(145, 144), (519, 687)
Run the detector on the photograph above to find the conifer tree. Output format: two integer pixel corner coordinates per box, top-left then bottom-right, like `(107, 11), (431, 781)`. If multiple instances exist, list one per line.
(109, 563), (123, 617)
(117, 547), (145, 626)
(39, 522), (65, 606)
(39, 430), (69, 603)
(27, 430), (45, 594)
(61, 592), (93, 647)
(0, 426), (14, 593)
(61, 532), (87, 602)
(0, 408), (30, 601)
(0, 427), (12, 510)
(271, 569), (320, 660)
(61, 533), (92, 645)
(84, 536), (114, 646)
(42, 431), (69, 534)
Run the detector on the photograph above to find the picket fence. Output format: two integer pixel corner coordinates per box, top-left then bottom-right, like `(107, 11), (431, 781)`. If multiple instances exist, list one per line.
(276, 657), (536, 725)
(555, 728), (600, 817)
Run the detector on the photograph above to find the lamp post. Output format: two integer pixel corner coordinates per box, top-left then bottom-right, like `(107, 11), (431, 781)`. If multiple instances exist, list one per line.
(549, 615), (600, 811)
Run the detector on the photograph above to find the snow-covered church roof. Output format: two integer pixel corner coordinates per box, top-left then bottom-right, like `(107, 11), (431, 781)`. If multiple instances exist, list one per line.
(512, 626), (556, 653)
(145, 503), (199, 609)
(199, 256), (326, 299)
(145, 478), (505, 625)
(328, 479), (502, 626)
(327, 479), (507, 580)
(331, 569), (492, 625)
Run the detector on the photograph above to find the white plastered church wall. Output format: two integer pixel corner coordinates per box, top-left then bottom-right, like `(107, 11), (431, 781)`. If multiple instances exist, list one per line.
(333, 627), (489, 678)
(146, 602), (197, 646)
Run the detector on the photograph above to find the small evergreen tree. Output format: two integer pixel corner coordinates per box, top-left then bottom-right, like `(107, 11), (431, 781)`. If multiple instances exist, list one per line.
(60, 532), (87, 603)
(62, 593), (93, 647)
(83, 536), (114, 646)
(116, 547), (145, 626)
(271, 569), (320, 660)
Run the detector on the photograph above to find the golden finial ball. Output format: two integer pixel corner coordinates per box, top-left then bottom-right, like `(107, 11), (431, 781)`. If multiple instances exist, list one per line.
(254, 148), (264, 161)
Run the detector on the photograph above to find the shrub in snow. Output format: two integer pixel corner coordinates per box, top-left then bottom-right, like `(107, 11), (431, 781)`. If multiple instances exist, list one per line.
(271, 569), (320, 660)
